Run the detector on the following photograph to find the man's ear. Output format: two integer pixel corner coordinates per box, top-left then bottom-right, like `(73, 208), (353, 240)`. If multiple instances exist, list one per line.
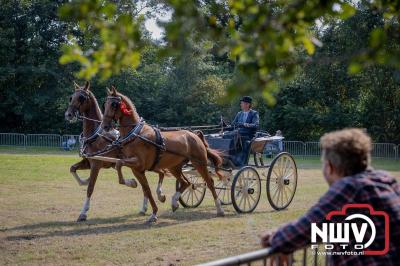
(84, 81), (90, 91)
(327, 159), (342, 178)
(326, 160), (333, 175)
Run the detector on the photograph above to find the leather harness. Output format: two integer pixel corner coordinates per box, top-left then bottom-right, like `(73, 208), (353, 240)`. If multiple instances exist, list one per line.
(110, 119), (166, 171)
(75, 95), (166, 171)
(148, 126), (166, 171)
(81, 96), (214, 171)
(80, 118), (219, 175)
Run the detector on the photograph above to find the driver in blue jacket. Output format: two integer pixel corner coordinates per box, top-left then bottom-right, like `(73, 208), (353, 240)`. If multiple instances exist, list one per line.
(227, 96), (259, 165)
(231, 96), (259, 139)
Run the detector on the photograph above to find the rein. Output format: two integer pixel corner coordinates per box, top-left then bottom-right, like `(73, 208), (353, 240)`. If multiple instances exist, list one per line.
(75, 114), (117, 158)
(79, 125), (116, 157)
(77, 113), (139, 128)
(111, 119), (218, 170)
(77, 114), (102, 123)
(80, 143), (119, 158)
(90, 113), (194, 169)
(158, 124), (221, 131)
(82, 95), (220, 171)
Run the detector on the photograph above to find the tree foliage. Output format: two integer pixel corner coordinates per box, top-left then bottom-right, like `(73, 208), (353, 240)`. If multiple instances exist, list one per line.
(1, 1), (399, 143)
(59, 0), (400, 102)
(0, 0), (77, 133)
(263, 7), (400, 141)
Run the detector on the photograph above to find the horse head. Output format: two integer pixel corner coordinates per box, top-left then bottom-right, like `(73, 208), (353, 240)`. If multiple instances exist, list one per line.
(65, 81), (91, 122)
(102, 86), (123, 132)
(102, 86), (138, 132)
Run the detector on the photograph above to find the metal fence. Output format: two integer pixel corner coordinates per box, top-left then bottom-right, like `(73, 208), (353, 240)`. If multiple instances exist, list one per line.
(0, 133), (80, 150)
(283, 141), (400, 159)
(0, 133), (399, 158)
(198, 246), (329, 266)
(371, 143), (398, 158)
(282, 141), (305, 156)
(0, 133), (26, 147)
(26, 134), (62, 148)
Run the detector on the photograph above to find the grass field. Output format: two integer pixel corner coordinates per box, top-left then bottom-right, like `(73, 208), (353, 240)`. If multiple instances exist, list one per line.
(0, 149), (399, 265)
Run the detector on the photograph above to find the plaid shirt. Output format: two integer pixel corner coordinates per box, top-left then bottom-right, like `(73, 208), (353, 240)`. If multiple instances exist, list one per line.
(270, 168), (400, 265)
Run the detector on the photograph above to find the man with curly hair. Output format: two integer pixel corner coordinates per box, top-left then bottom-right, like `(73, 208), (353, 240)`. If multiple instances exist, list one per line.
(260, 128), (400, 265)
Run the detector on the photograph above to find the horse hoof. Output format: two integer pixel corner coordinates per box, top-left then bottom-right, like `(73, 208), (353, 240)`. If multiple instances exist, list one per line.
(146, 215), (158, 224)
(126, 179), (137, 188)
(77, 214), (87, 222)
(139, 210), (146, 216)
(172, 204), (179, 212)
(158, 195), (166, 203)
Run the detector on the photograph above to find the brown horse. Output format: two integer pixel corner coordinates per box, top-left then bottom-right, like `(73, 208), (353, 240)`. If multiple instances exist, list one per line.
(101, 86), (225, 222)
(65, 82), (167, 221)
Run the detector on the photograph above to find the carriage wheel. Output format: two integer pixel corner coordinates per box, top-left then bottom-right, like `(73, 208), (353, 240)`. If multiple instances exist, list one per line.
(176, 174), (206, 208)
(215, 179), (232, 205)
(266, 152), (297, 211)
(231, 166), (261, 213)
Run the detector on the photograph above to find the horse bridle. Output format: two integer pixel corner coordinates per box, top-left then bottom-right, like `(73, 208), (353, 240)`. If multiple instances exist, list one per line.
(107, 96), (122, 108)
(103, 96), (122, 121)
(69, 89), (90, 118)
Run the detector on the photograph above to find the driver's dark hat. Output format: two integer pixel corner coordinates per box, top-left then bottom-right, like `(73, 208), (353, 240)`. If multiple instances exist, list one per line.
(240, 96), (253, 104)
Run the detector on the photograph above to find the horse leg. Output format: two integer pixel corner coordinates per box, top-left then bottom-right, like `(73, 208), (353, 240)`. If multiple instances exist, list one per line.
(115, 158), (152, 216)
(168, 166), (190, 212)
(77, 163), (100, 222)
(70, 159), (90, 186)
(131, 170), (159, 223)
(139, 170), (166, 215)
(155, 170), (166, 203)
(115, 160), (137, 188)
(193, 163), (224, 217)
(138, 183), (148, 215)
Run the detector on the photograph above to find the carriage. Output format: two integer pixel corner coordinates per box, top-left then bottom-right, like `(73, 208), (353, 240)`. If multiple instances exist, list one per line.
(177, 130), (298, 213)
(68, 84), (296, 222)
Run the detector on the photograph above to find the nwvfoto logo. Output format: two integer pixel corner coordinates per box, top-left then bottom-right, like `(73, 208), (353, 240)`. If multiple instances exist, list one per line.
(311, 204), (389, 255)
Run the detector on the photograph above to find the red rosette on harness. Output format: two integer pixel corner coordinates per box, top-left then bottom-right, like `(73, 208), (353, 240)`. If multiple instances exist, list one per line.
(120, 101), (132, 115)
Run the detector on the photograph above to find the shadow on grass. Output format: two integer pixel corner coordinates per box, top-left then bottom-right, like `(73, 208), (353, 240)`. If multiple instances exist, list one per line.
(6, 213), (137, 231)
(5, 207), (246, 241)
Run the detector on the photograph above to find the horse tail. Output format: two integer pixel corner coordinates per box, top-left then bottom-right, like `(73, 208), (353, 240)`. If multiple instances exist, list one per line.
(194, 130), (225, 180)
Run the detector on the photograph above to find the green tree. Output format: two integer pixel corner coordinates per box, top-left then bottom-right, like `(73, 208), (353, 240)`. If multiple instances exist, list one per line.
(0, 0), (77, 133)
(58, 0), (400, 102)
(264, 7), (400, 142)
(109, 40), (233, 126)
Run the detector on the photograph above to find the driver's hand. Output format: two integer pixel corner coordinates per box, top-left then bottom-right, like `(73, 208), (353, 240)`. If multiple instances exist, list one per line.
(260, 231), (275, 248)
(244, 123), (250, 128)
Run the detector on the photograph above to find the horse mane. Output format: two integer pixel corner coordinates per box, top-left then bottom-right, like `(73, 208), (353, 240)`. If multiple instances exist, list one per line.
(115, 92), (140, 121)
(86, 90), (103, 120)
